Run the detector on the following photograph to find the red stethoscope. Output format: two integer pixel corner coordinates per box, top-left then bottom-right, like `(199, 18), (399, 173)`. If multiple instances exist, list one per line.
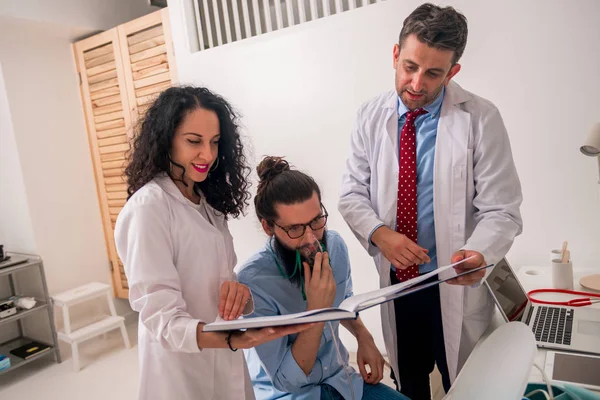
(527, 288), (600, 307)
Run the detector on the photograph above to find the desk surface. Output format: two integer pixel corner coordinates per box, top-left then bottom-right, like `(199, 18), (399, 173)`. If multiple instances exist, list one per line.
(484, 264), (600, 391)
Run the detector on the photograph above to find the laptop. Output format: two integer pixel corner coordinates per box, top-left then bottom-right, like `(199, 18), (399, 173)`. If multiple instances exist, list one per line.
(485, 258), (600, 355)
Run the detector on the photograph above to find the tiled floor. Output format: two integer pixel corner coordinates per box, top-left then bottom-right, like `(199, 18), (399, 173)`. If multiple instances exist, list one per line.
(0, 322), (139, 400)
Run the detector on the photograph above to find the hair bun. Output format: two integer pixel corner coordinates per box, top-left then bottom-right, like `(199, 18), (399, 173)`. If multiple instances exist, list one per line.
(256, 156), (290, 183)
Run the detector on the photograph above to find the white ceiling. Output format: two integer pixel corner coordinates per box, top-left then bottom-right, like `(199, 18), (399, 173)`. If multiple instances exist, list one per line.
(0, 0), (159, 40)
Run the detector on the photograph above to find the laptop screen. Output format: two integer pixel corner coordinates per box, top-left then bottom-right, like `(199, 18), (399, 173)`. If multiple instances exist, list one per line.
(486, 259), (529, 321)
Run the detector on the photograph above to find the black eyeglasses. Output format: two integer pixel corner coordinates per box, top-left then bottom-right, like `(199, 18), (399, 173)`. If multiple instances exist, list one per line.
(272, 205), (328, 239)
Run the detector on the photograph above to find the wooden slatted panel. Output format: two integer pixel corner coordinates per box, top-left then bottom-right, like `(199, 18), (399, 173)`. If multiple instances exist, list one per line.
(108, 198), (127, 207)
(129, 36), (166, 55)
(136, 94), (156, 106)
(103, 160), (126, 170)
(81, 46), (128, 181)
(106, 191), (128, 200)
(74, 28), (133, 299)
(135, 81), (170, 98)
(84, 43), (114, 61)
(105, 176), (126, 185)
(131, 61), (169, 80)
(119, 259), (129, 289)
(133, 71), (170, 89)
(138, 103), (151, 116)
(85, 52), (115, 69)
(93, 102), (123, 117)
(109, 206), (123, 215)
(127, 25), (163, 46)
(90, 86), (121, 101)
(105, 183), (128, 192)
(103, 166), (126, 177)
(97, 126), (127, 139)
(87, 61), (116, 77)
(99, 143), (129, 155)
(94, 110), (124, 124)
(118, 8), (176, 129)
(74, 10), (175, 299)
(131, 54), (168, 72)
(100, 152), (126, 163)
(130, 45), (166, 63)
(98, 135), (128, 147)
(92, 94), (122, 108)
(96, 119), (125, 131)
(89, 78), (119, 93)
(88, 70), (118, 85)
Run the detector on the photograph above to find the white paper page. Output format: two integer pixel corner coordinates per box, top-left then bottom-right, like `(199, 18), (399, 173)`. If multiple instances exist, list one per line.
(203, 308), (354, 332)
(339, 256), (476, 312)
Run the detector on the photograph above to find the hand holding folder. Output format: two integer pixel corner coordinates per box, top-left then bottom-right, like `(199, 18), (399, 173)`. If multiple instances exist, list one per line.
(203, 257), (493, 332)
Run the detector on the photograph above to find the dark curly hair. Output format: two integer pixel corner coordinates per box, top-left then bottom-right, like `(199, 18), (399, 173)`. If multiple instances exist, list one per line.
(125, 86), (251, 218)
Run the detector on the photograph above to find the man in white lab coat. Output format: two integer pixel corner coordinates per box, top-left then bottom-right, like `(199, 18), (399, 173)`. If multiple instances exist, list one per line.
(338, 3), (523, 399)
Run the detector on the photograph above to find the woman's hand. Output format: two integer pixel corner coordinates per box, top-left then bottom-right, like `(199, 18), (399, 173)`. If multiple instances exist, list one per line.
(218, 281), (251, 320)
(229, 324), (315, 349)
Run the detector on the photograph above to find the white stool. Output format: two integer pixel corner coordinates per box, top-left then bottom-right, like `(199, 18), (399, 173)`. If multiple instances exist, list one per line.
(52, 282), (131, 372)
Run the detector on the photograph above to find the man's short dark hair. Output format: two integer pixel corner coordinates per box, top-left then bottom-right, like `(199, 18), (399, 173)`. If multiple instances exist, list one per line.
(399, 3), (468, 64)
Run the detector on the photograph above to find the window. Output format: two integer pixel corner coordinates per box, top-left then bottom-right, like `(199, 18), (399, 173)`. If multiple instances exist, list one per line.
(188, 0), (385, 51)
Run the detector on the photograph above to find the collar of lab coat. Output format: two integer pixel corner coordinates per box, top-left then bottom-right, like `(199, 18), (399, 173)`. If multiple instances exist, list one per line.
(153, 173), (227, 232)
(153, 173), (197, 206)
(383, 81), (472, 160)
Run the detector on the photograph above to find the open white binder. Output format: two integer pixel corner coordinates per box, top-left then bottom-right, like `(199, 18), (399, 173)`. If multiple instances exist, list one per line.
(204, 257), (492, 332)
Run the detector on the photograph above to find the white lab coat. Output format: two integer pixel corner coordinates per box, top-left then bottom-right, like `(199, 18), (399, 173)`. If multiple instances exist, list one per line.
(338, 81), (523, 384)
(114, 174), (254, 400)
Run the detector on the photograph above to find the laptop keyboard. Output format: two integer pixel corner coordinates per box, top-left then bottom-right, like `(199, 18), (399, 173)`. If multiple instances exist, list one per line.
(532, 306), (574, 346)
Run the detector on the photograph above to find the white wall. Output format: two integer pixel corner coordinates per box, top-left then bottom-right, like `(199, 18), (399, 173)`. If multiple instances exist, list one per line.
(168, 0), (600, 352)
(0, 19), (112, 295)
(0, 63), (37, 254)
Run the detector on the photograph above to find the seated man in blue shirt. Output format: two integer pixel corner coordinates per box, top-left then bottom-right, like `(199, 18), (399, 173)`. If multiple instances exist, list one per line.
(237, 156), (408, 400)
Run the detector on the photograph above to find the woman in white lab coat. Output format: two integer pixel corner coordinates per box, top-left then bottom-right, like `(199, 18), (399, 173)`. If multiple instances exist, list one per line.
(115, 86), (308, 400)
(338, 79), (523, 386)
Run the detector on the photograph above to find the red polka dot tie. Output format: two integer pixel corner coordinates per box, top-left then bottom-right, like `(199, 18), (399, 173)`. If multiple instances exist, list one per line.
(396, 108), (428, 282)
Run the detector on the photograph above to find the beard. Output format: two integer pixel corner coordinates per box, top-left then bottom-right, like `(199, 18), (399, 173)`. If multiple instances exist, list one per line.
(272, 230), (328, 288)
(398, 83), (444, 110)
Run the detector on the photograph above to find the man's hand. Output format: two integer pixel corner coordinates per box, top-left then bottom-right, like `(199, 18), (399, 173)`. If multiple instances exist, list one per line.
(303, 252), (336, 311)
(356, 333), (384, 384)
(448, 250), (486, 285)
(371, 226), (430, 269)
